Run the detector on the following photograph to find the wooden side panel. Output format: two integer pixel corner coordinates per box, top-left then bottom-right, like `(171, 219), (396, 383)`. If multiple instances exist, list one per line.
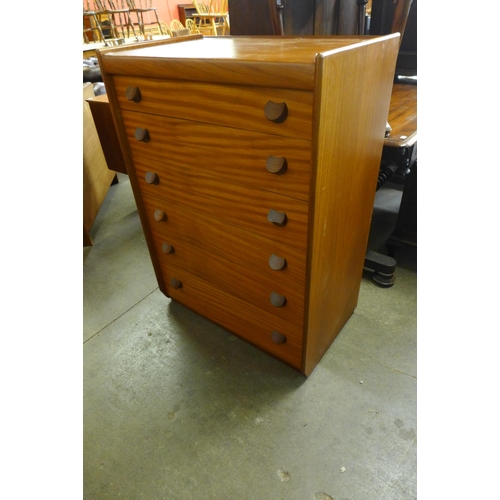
(303, 36), (400, 375)
(87, 94), (128, 175)
(83, 83), (116, 245)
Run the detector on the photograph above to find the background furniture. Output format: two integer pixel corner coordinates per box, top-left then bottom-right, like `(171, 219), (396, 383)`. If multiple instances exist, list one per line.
(97, 34), (399, 375)
(261, 0), (417, 286)
(370, 0), (416, 75)
(229, 0), (363, 36)
(87, 93), (128, 175)
(94, 0), (137, 39)
(83, 83), (117, 246)
(367, 0), (417, 278)
(126, 0), (165, 35)
(192, 0), (230, 35)
(177, 3), (197, 26)
(83, 7), (107, 44)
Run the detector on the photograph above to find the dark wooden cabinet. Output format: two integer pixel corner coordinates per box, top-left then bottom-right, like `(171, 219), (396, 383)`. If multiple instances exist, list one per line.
(228, 0), (361, 36)
(177, 3), (197, 27)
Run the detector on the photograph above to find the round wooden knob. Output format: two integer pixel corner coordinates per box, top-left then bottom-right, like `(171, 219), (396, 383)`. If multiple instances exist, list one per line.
(162, 243), (173, 254)
(270, 292), (286, 307)
(125, 86), (141, 103)
(134, 127), (150, 143)
(267, 209), (287, 226)
(266, 155), (287, 174)
(154, 209), (166, 222)
(145, 171), (159, 184)
(269, 254), (286, 271)
(264, 100), (288, 123)
(171, 278), (182, 289)
(271, 330), (286, 344)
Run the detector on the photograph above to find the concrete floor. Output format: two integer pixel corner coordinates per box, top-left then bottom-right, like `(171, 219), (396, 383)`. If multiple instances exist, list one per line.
(83, 173), (417, 500)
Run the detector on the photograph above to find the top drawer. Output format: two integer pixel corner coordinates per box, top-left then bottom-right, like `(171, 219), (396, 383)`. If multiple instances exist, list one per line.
(113, 76), (314, 141)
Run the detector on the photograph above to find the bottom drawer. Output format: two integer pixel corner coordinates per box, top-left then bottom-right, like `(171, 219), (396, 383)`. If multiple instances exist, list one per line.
(159, 261), (304, 370)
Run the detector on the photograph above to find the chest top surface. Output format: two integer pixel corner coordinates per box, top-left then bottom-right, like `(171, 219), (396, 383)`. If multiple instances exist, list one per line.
(98, 35), (399, 89)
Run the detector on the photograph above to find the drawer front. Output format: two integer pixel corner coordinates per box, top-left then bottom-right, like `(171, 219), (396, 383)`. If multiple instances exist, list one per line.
(122, 110), (312, 202)
(160, 262), (304, 370)
(114, 76), (313, 140)
(151, 226), (305, 326)
(143, 196), (307, 291)
(136, 158), (309, 251)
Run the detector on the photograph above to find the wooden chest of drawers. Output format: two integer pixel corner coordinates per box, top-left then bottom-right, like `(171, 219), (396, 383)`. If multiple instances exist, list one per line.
(97, 35), (399, 376)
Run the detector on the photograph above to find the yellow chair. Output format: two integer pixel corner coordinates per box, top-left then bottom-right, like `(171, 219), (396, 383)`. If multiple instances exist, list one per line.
(170, 19), (185, 31)
(192, 0), (230, 36)
(185, 18), (201, 34)
(170, 20), (191, 37)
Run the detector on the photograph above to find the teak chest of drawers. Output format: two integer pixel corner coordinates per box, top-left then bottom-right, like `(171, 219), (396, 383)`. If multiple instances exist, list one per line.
(97, 35), (399, 376)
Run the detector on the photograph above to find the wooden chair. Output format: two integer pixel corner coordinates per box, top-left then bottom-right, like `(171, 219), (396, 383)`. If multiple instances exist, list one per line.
(192, 0), (230, 36)
(83, 6), (107, 44)
(126, 0), (164, 36)
(170, 20), (191, 37)
(170, 19), (185, 31)
(186, 18), (201, 34)
(94, 0), (137, 39)
(158, 21), (173, 37)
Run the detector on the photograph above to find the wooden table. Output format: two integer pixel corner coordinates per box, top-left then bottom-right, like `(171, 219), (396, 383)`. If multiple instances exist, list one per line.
(364, 81), (417, 286)
(385, 82), (417, 254)
(385, 83), (417, 148)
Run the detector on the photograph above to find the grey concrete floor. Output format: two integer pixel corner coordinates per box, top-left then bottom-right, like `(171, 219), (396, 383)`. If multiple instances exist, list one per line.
(83, 173), (417, 500)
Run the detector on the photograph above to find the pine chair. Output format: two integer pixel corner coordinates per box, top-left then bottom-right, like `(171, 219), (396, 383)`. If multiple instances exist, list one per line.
(185, 18), (201, 34)
(192, 0), (230, 36)
(170, 20), (191, 37)
(170, 19), (185, 31)
(126, 0), (164, 36)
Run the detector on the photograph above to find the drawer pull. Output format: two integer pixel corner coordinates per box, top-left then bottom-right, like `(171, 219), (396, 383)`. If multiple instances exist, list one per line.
(171, 278), (182, 289)
(162, 243), (174, 254)
(271, 330), (286, 344)
(154, 209), (166, 222)
(264, 100), (288, 123)
(145, 171), (159, 184)
(125, 86), (141, 103)
(267, 209), (287, 226)
(266, 155), (287, 174)
(269, 254), (286, 271)
(270, 292), (286, 307)
(134, 127), (150, 143)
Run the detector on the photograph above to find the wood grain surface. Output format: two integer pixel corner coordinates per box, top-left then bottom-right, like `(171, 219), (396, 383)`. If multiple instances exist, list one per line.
(132, 157), (310, 251)
(142, 195), (307, 291)
(160, 262), (304, 370)
(121, 109), (312, 201)
(115, 76), (314, 140)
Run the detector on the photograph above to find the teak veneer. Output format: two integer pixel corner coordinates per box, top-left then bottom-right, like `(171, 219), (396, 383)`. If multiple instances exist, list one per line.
(97, 35), (399, 376)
